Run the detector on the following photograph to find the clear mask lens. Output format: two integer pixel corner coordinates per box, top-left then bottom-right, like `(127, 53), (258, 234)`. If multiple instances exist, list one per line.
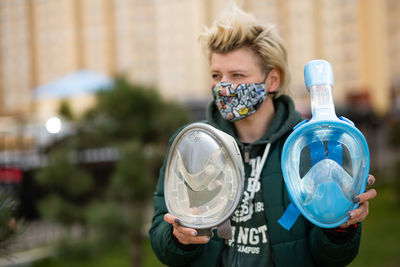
(165, 123), (244, 230)
(281, 60), (369, 228)
(284, 123), (368, 226)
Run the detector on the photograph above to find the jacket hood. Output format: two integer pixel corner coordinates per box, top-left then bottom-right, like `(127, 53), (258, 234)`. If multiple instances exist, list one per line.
(206, 95), (302, 145)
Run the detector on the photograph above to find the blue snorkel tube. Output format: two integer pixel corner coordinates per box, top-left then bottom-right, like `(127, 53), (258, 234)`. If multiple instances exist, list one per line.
(279, 60), (370, 229)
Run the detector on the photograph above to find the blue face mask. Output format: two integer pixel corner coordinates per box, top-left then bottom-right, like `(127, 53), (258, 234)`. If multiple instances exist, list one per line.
(278, 60), (370, 229)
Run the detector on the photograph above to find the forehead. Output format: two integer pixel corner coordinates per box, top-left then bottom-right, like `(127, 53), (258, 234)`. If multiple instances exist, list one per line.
(210, 47), (262, 72)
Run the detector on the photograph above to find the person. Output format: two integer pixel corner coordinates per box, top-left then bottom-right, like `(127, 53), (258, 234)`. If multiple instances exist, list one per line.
(149, 4), (377, 267)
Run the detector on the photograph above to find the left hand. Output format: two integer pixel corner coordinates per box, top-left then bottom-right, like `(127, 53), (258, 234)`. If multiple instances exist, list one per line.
(338, 174), (377, 229)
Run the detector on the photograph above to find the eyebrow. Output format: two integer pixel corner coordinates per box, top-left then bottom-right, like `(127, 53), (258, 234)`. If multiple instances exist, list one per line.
(211, 69), (249, 73)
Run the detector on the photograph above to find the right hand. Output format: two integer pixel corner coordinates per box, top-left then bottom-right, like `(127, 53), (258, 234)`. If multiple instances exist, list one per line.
(164, 213), (211, 245)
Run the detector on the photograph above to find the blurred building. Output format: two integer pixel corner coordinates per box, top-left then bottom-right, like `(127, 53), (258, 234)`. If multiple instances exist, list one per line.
(387, 0), (400, 113)
(0, 0), (399, 122)
(33, 69), (113, 123)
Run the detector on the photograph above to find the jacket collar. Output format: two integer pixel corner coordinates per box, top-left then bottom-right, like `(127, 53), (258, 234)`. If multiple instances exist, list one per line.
(206, 95), (302, 147)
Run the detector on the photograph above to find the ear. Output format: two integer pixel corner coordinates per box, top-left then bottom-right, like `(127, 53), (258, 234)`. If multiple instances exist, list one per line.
(265, 69), (281, 93)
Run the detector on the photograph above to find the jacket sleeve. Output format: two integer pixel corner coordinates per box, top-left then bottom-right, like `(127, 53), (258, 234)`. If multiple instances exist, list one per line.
(148, 129), (204, 266)
(308, 223), (361, 266)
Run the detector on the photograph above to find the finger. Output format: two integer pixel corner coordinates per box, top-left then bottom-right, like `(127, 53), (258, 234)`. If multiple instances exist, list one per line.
(175, 234), (211, 244)
(164, 213), (180, 225)
(353, 188), (377, 204)
(366, 174), (375, 188)
(166, 217), (208, 243)
(338, 201), (370, 229)
(192, 235), (211, 244)
(338, 221), (350, 229)
(174, 223), (198, 238)
(164, 214), (211, 244)
(347, 202), (369, 225)
(173, 227), (211, 244)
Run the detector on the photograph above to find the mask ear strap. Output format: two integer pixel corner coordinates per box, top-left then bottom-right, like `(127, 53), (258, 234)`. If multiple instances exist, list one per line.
(269, 91), (279, 98)
(263, 74), (268, 83)
(263, 70), (279, 98)
(262, 68), (270, 83)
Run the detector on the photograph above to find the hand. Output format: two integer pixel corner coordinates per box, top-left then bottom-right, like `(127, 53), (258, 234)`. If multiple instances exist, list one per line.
(339, 174), (377, 229)
(164, 213), (211, 245)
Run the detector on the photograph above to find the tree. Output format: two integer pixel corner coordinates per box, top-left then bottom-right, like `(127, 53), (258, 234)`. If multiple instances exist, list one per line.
(58, 100), (74, 121)
(35, 76), (190, 266)
(74, 77), (189, 148)
(0, 190), (19, 257)
(35, 148), (94, 226)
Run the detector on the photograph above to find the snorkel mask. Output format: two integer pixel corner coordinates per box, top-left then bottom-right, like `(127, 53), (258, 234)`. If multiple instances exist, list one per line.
(164, 123), (244, 239)
(279, 60), (370, 229)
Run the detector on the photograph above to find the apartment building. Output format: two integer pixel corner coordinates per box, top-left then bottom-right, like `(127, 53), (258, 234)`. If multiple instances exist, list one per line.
(0, 0), (398, 119)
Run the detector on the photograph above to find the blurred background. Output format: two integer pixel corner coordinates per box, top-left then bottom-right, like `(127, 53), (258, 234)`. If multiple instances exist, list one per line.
(0, 0), (399, 266)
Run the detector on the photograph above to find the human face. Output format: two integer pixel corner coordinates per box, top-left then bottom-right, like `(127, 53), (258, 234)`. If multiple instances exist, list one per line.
(210, 47), (273, 122)
(210, 47), (265, 87)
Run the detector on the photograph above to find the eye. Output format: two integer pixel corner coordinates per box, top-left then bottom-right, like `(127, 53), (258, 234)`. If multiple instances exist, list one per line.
(233, 73), (245, 78)
(211, 73), (221, 80)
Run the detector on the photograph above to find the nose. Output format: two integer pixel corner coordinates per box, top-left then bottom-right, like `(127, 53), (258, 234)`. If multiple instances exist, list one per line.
(212, 77), (228, 87)
(218, 77), (234, 85)
(221, 75), (234, 83)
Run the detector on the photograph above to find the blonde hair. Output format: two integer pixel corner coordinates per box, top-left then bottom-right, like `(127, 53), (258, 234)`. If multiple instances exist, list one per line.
(199, 3), (290, 92)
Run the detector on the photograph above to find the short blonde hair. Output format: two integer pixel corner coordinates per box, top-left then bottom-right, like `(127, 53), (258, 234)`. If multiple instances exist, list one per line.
(199, 4), (290, 92)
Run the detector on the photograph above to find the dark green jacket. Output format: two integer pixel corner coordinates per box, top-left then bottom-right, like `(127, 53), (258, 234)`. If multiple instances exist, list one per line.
(149, 95), (361, 266)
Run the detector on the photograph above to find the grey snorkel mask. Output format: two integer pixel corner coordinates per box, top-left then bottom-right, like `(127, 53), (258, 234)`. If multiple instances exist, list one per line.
(164, 123), (244, 239)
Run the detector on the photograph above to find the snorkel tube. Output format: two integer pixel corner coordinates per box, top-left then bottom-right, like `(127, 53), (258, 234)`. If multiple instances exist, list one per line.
(279, 60), (370, 229)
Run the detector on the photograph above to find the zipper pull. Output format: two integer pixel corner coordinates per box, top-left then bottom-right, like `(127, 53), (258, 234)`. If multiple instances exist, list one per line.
(244, 145), (250, 163)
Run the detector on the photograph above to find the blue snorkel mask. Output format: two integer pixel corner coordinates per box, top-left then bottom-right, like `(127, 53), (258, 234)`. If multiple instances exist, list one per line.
(279, 60), (370, 229)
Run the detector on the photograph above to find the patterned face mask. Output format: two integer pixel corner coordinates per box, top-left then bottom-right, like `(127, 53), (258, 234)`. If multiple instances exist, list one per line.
(212, 81), (268, 122)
